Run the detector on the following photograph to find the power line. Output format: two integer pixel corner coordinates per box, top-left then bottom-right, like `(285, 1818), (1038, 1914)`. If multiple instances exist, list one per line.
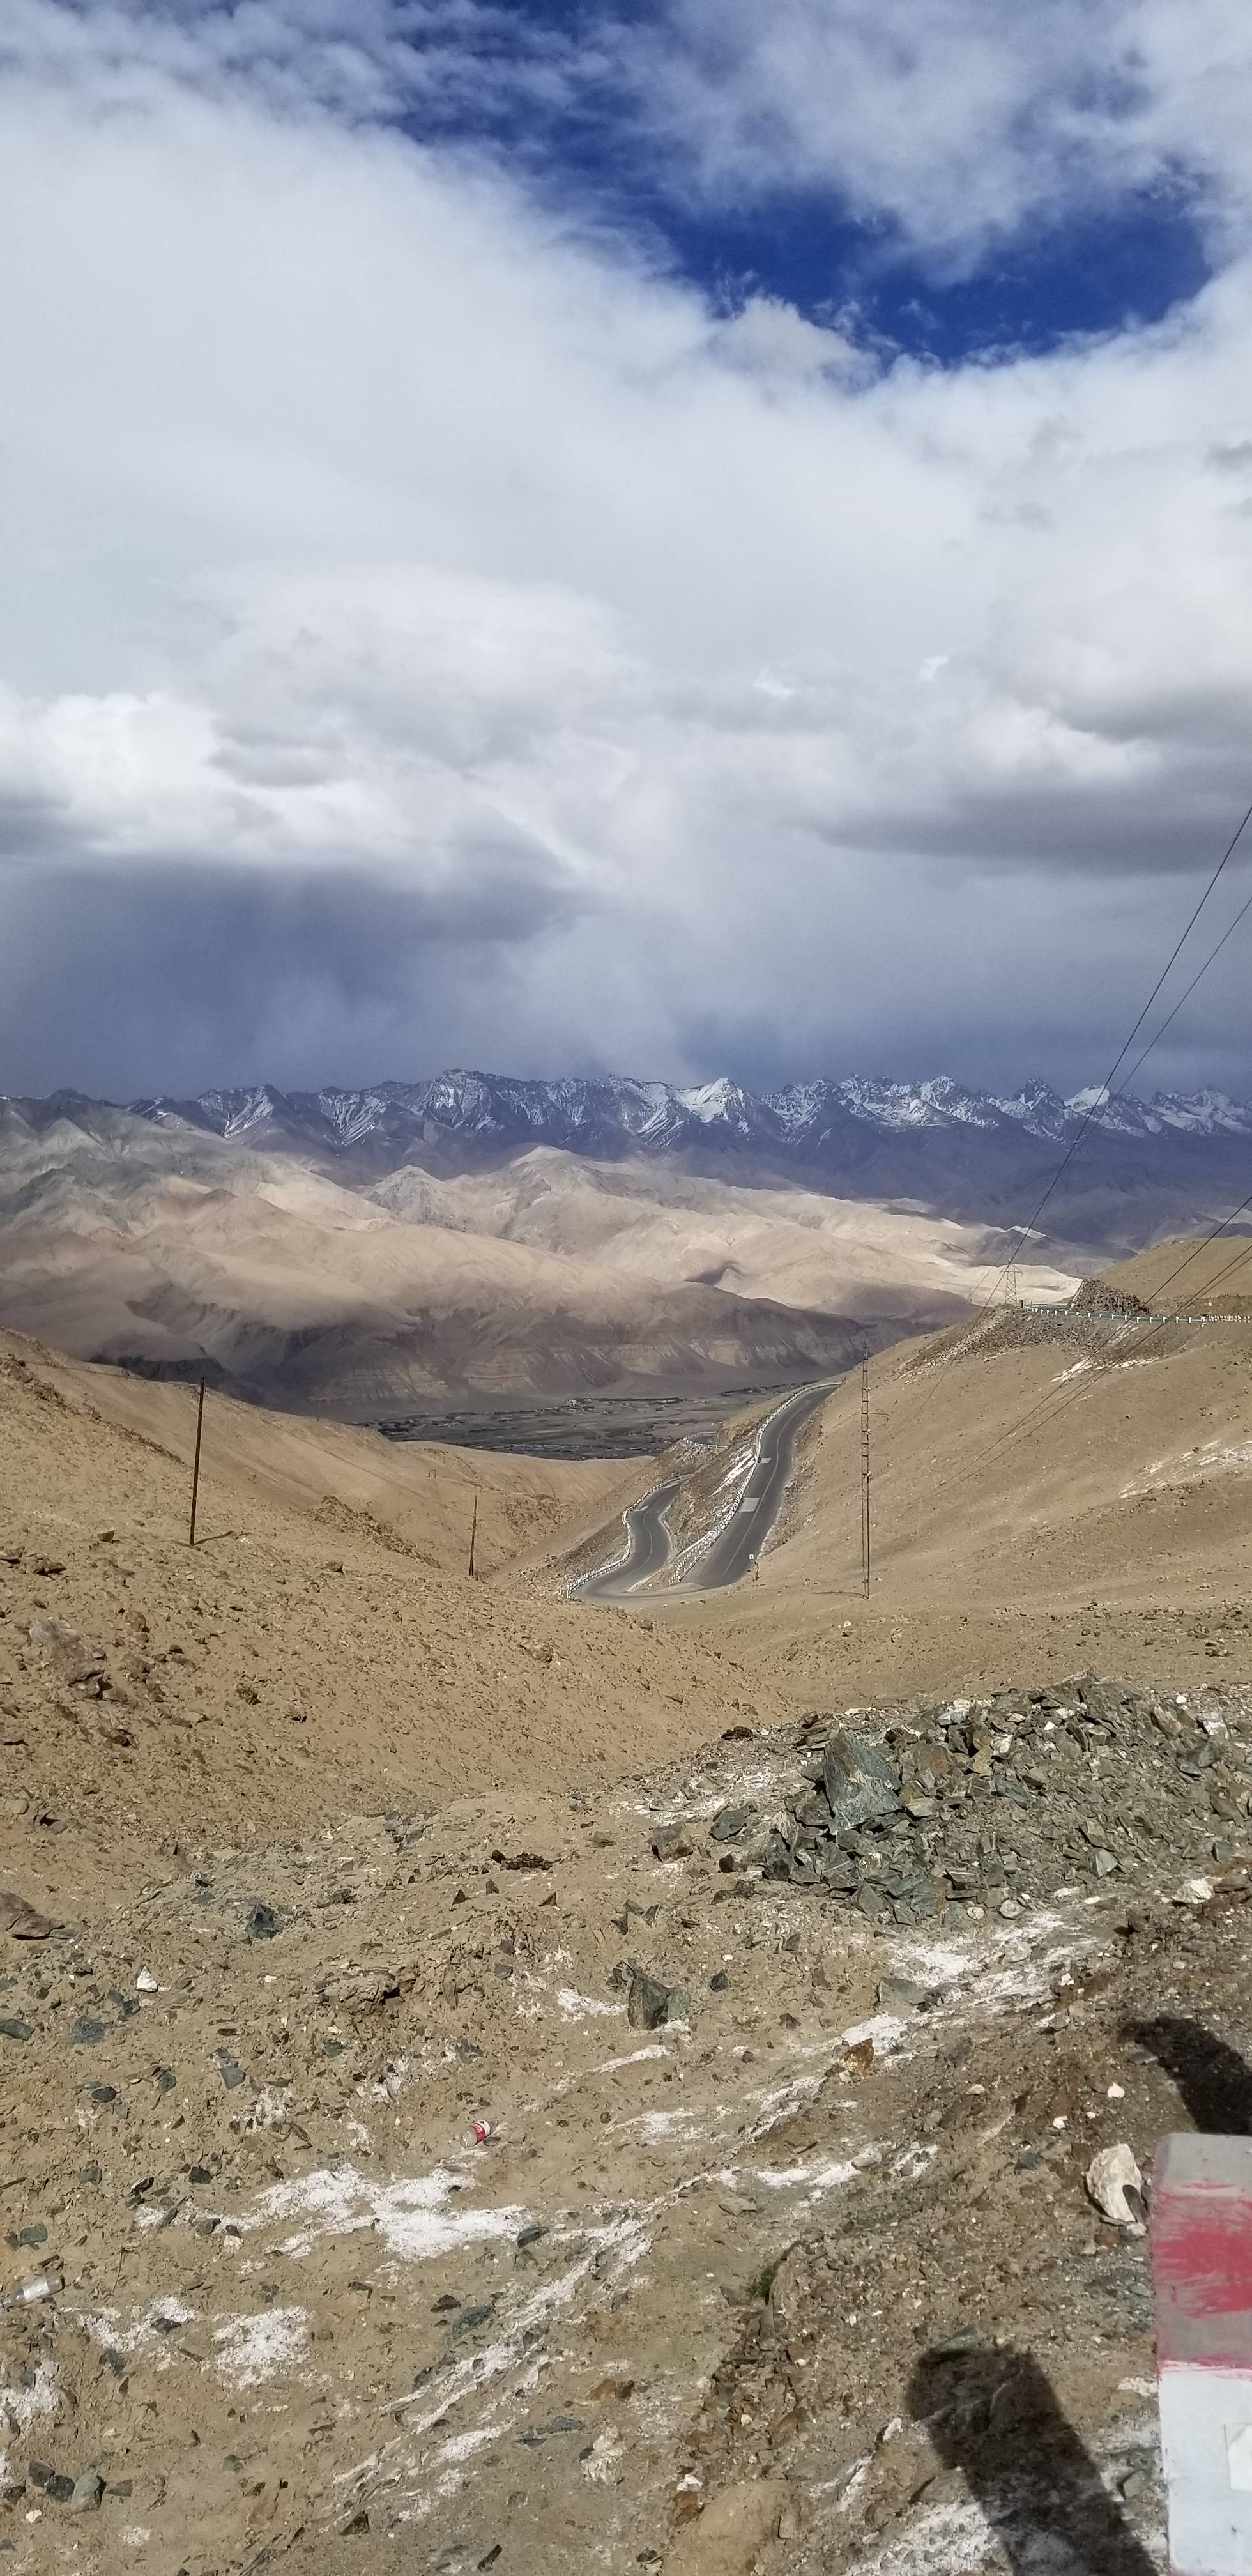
(914, 1186), (1252, 1506)
(1104, 875), (1252, 1115)
(1128, 1194), (1252, 1307)
(898, 1188), (1252, 1519)
(987, 787), (1252, 1299)
(881, 790), (1252, 1468)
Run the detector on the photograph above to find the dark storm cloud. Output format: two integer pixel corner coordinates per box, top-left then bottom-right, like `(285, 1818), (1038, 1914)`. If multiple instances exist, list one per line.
(0, 855), (588, 1100)
(841, 757), (1252, 875)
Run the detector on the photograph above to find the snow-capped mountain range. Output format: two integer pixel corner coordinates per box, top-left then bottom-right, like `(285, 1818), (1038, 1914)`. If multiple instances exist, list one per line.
(115, 1067), (1252, 1155)
(3, 1068), (1248, 1255)
(0, 1068), (1246, 1400)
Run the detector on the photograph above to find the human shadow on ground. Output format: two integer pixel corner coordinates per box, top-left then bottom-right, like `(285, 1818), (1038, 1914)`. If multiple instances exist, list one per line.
(1126, 2012), (1252, 2133)
(908, 2345), (1156, 2576)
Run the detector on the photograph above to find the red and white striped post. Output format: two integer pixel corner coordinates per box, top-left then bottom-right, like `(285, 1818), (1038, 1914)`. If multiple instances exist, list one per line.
(1153, 2134), (1252, 2573)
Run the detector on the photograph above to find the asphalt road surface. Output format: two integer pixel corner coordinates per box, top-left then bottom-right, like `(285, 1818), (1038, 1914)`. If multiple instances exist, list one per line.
(574, 1476), (685, 1601)
(685, 1380), (830, 1590)
(576, 1381), (831, 1600)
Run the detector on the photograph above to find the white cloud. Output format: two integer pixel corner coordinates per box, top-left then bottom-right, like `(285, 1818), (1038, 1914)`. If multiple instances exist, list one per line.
(1, 2), (1251, 1097)
(0, 0), (586, 126)
(634, 0), (1252, 269)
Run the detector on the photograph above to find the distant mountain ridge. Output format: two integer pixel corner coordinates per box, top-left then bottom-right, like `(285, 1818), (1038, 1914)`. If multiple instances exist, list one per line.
(82, 1064), (1252, 1156)
(3, 1068), (1250, 1255)
(0, 1068), (1246, 1412)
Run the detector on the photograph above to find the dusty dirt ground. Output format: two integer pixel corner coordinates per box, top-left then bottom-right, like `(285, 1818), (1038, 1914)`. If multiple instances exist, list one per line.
(5, 1676), (1251, 2576)
(3, 1269), (1251, 2576)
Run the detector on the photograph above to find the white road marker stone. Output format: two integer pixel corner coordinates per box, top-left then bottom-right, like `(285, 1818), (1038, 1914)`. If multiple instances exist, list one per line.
(1152, 2133), (1252, 2573)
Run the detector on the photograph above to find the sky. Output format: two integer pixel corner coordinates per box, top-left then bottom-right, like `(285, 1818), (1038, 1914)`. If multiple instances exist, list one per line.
(3, 0), (1252, 1103)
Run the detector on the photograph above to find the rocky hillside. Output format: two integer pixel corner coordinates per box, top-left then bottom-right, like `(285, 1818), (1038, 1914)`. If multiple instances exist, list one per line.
(0, 1109), (1068, 1417)
(4, 1656), (1251, 2574)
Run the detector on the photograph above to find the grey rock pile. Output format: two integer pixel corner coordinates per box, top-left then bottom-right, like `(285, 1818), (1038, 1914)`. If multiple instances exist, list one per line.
(710, 1678), (1252, 1928)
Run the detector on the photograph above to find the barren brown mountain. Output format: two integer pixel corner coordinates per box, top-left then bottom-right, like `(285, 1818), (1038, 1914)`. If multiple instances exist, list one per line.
(0, 1103), (1078, 1413)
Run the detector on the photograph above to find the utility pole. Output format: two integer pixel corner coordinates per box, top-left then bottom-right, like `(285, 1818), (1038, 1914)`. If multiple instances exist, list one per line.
(468, 1493), (478, 1580)
(860, 1356), (871, 1600)
(188, 1376), (206, 1548)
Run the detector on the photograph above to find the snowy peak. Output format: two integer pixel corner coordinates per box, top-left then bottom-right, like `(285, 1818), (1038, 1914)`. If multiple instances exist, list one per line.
(1065, 1085), (1252, 1140)
(675, 1077), (754, 1130)
(990, 1080), (1072, 1139)
(834, 1075), (1007, 1131)
(98, 1067), (1252, 1169)
(1147, 1089), (1252, 1136)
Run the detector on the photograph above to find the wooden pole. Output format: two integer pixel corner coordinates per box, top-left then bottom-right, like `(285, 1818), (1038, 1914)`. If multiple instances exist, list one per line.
(468, 1492), (478, 1580)
(860, 1356), (871, 1600)
(188, 1376), (206, 1548)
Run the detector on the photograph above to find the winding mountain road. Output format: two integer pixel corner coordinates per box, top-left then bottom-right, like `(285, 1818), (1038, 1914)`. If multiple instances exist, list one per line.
(574, 1476), (686, 1601)
(576, 1379), (830, 1600)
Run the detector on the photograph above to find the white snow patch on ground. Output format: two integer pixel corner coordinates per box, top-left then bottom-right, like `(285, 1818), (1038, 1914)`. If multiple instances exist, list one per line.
(624, 2108), (699, 2142)
(1121, 1434), (1252, 1498)
(746, 2071), (825, 2141)
(557, 1989), (622, 2019)
(213, 2308), (308, 2387)
(600, 2044), (669, 2071)
(890, 2143), (938, 2182)
(0, 2357), (57, 2450)
(891, 1936), (974, 1984)
(247, 2164), (524, 2261)
(754, 2157), (860, 2191)
(971, 1917), (1091, 2009)
(393, 2216), (652, 2447)
(847, 2495), (1004, 2573)
(437, 2426), (499, 2466)
(77, 2296), (195, 2358)
(841, 2012), (907, 2052)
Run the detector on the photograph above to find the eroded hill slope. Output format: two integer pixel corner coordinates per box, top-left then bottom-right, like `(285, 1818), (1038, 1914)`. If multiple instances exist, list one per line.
(0, 1331), (779, 1909)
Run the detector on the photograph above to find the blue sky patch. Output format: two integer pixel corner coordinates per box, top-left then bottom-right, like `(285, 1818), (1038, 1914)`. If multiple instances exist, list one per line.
(391, 1), (1212, 365)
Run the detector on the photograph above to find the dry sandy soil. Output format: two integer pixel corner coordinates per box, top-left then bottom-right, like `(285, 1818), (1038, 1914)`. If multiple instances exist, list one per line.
(18, 1342), (630, 1590)
(755, 1232), (1252, 1618)
(0, 1113), (1075, 1413)
(0, 1330), (764, 1885)
(1, 1250), (1250, 2576)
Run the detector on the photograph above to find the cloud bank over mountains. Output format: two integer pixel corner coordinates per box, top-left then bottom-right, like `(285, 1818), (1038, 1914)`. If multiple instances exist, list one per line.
(2, 0), (1252, 1098)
